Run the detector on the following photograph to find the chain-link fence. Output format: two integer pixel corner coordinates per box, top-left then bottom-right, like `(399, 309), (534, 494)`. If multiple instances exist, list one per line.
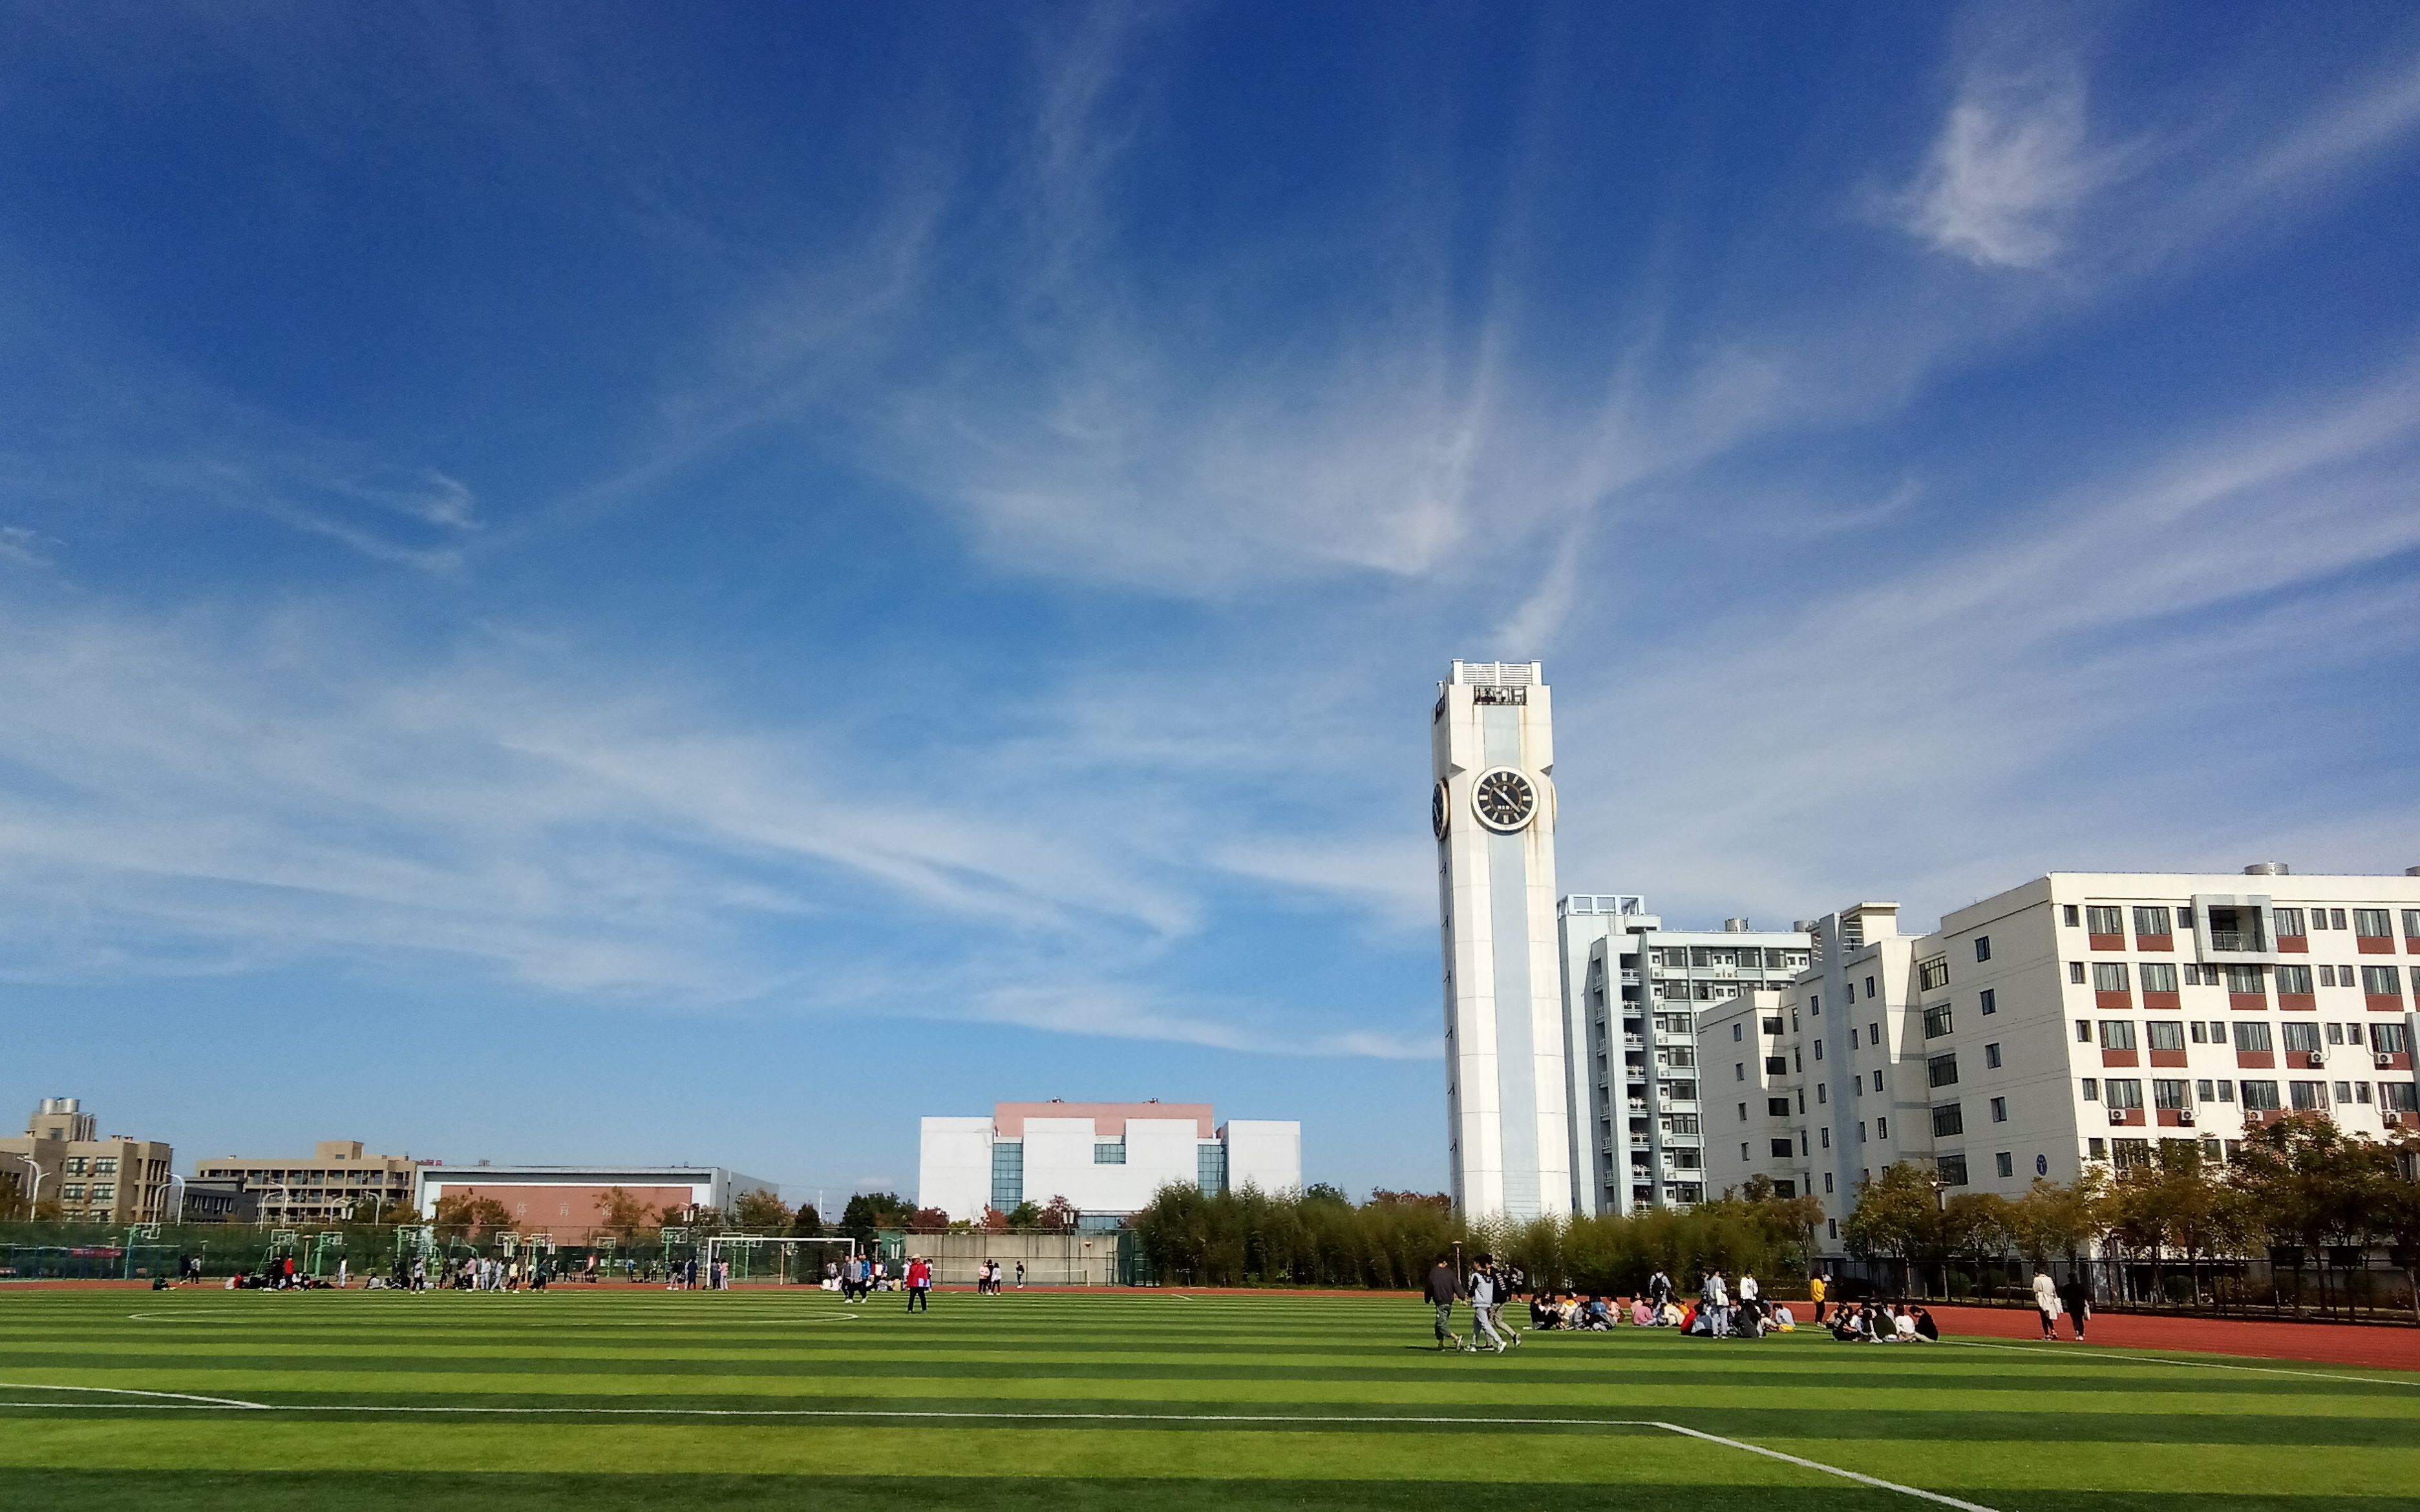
(1819, 1251), (2418, 1323)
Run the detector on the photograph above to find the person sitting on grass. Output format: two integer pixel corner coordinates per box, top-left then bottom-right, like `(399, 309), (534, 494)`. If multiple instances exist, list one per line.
(1584, 1295), (1612, 1330)
(1531, 1292), (1558, 1330)
(1911, 1305), (1940, 1341)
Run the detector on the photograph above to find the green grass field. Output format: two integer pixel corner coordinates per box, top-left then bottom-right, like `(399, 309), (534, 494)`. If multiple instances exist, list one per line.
(1, 1286), (2416, 1512)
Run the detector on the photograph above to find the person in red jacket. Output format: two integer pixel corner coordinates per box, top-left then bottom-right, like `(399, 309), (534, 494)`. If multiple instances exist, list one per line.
(906, 1255), (932, 1312)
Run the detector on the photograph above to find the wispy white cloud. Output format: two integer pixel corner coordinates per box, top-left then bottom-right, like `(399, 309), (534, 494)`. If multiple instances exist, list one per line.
(1899, 63), (2115, 269)
(0, 525), (52, 568)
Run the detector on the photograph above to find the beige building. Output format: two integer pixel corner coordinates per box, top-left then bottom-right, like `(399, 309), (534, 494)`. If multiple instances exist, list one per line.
(195, 1140), (420, 1226)
(1705, 867), (2420, 1257)
(0, 1097), (175, 1223)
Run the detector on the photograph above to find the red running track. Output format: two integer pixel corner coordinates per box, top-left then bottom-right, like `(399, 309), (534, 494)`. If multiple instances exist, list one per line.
(1923, 1303), (2420, 1371)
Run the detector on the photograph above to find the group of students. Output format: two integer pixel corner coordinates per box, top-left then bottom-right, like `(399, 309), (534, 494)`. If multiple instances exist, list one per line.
(1826, 1299), (1938, 1342)
(972, 1258), (1026, 1292)
(1423, 1259), (1964, 1350)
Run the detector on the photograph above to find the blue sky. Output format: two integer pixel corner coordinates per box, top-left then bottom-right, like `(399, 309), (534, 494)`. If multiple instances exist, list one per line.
(5, 3), (2419, 1204)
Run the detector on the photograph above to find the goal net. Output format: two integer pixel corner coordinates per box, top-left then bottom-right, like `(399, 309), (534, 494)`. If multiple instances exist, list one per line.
(699, 1234), (860, 1286)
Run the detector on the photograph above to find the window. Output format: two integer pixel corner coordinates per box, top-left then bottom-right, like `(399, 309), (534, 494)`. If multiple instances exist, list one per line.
(2240, 1080), (2280, 1111)
(2094, 962), (2130, 994)
(1828, 1217), (1839, 1239)
(2362, 966), (2403, 998)
(2081, 1078), (2099, 1100)
(2328, 1022), (2344, 1044)
(1816, 1084), (1827, 1104)
(1823, 1173), (1834, 1194)
(2086, 1137), (2107, 1159)
(1872, 1069), (1885, 1092)
(2152, 1079), (2191, 1110)
(2386, 1083), (2419, 1114)
(61, 1184), (84, 1200)
(2233, 1022), (2273, 1053)
(1812, 1040), (1823, 1060)
(2087, 905), (2123, 936)
(1845, 982), (1855, 1003)
(2330, 908), (2348, 930)
(1876, 1117), (1889, 1139)
(1732, 1023), (1742, 1042)
(2112, 1139), (2152, 1171)
(1761, 1016), (1783, 1034)
(65, 1157), (87, 1176)
(90, 1182), (114, 1202)
(1980, 988), (1997, 1016)
(1767, 1096), (1790, 1116)
(1093, 1140), (1126, 1165)
(1810, 995), (1820, 1015)
(1937, 1155), (1969, 1186)
(2195, 1079), (2214, 1099)
(2224, 965), (2266, 995)
(2191, 1021), (2207, 1043)
(1869, 1022), (1881, 1046)
(2215, 1080), (2233, 1103)
(1919, 957), (1950, 992)
(1865, 975), (1877, 1000)
(93, 1157), (117, 1175)
(2075, 1019), (2092, 1042)
(1984, 1042), (2002, 1069)
(1735, 1062), (1746, 1082)
(2374, 1024), (2408, 1055)
(1990, 1095), (2008, 1122)
(1995, 1151), (2015, 1179)
(2280, 1022), (2322, 1053)
(1975, 936), (1992, 962)
(2100, 1020), (2137, 1051)
(2289, 1080), (2328, 1111)
(2406, 910), (2420, 938)
(2336, 1081), (2356, 1102)
(2147, 1020), (2185, 1052)
(2355, 908), (2391, 940)
(2277, 965), (2313, 995)
(1763, 1056), (1785, 1075)
(2069, 961), (2086, 984)
(1932, 1102), (1965, 1137)
(2134, 906), (2171, 938)
(1923, 1003), (1954, 1038)
(1770, 1139), (1794, 1159)
(2063, 904), (2081, 927)
(1927, 1053), (1959, 1087)
(2274, 907), (2305, 937)
(2105, 1078), (2143, 1109)
(2141, 962), (2178, 994)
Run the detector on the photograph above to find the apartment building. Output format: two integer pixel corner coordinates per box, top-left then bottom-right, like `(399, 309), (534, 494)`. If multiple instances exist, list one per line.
(1558, 896), (1810, 1214)
(1705, 868), (2420, 1254)
(194, 1140), (421, 1226)
(0, 1097), (175, 1223)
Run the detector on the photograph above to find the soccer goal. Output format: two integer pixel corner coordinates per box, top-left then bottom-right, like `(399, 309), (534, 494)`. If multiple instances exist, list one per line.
(701, 1234), (859, 1286)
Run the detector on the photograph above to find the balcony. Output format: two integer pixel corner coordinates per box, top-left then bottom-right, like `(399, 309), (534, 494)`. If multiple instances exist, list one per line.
(2210, 929), (2266, 952)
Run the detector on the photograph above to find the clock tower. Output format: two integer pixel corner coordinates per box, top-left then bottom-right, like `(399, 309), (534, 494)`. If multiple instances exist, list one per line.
(1430, 660), (1572, 1219)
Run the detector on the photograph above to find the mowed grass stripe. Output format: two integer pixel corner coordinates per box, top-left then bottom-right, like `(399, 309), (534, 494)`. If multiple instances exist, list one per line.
(4, 1289), (2419, 1507)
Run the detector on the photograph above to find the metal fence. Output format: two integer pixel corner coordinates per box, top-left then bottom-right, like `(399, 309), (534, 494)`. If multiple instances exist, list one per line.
(1820, 1252), (2418, 1324)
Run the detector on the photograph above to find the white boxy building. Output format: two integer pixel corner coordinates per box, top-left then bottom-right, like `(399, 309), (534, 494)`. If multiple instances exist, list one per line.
(1703, 868), (2420, 1257)
(918, 1101), (1302, 1225)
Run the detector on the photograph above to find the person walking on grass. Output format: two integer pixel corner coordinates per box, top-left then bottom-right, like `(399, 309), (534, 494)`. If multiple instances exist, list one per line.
(1015, 1260), (1025, 1290)
(1809, 1272), (1828, 1325)
(1468, 1255), (1503, 1352)
(1425, 1254), (1461, 1351)
(2032, 1267), (2061, 1340)
(2057, 1271), (2092, 1341)
(906, 1254), (933, 1312)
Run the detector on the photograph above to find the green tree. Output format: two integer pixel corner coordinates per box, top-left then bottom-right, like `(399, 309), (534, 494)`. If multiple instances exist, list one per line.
(593, 1186), (653, 1242)
(732, 1190), (792, 1232)
(1003, 1201), (1045, 1232)
(840, 1192), (911, 1243)
(791, 1203), (823, 1235)
(1842, 1163), (1943, 1290)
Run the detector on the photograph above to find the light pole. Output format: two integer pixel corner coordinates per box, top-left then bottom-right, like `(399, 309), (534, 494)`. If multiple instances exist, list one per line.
(12, 1154), (45, 1219)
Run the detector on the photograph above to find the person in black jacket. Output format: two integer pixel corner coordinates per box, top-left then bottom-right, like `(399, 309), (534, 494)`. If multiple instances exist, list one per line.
(1425, 1256), (1461, 1350)
(2057, 1274), (2092, 1340)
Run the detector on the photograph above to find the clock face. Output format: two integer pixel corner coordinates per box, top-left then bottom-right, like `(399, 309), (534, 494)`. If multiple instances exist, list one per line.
(1431, 779), (1450, 839)
(1470, 766), (1538, 832)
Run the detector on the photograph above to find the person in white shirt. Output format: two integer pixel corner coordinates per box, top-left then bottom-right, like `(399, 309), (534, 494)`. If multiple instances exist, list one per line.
(2032, 1268), (2061, 1340)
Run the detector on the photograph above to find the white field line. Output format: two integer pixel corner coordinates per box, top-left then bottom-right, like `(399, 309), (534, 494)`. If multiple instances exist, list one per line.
(1651, 1421), (1999, 1512)
(0, 1381), (269, 1409)
(0, 1396), (2001, 1507)
(1944, 1338), (2420, 1389)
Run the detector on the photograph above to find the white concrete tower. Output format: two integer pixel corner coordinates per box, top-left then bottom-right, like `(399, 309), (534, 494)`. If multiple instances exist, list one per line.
(1431, 660), (1572, 1219)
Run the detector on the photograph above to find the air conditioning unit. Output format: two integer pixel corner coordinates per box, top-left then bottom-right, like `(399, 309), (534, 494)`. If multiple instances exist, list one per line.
(2176, 1109), (2195, 1126)
(2308, 1052), (2324, 1069)
(2108, 1108), (2128, 1126)
(2379, 1053), (2397, 1069)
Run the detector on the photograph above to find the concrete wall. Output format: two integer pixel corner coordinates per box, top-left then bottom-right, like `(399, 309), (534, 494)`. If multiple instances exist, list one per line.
(893, 1231), (1123, 1286)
